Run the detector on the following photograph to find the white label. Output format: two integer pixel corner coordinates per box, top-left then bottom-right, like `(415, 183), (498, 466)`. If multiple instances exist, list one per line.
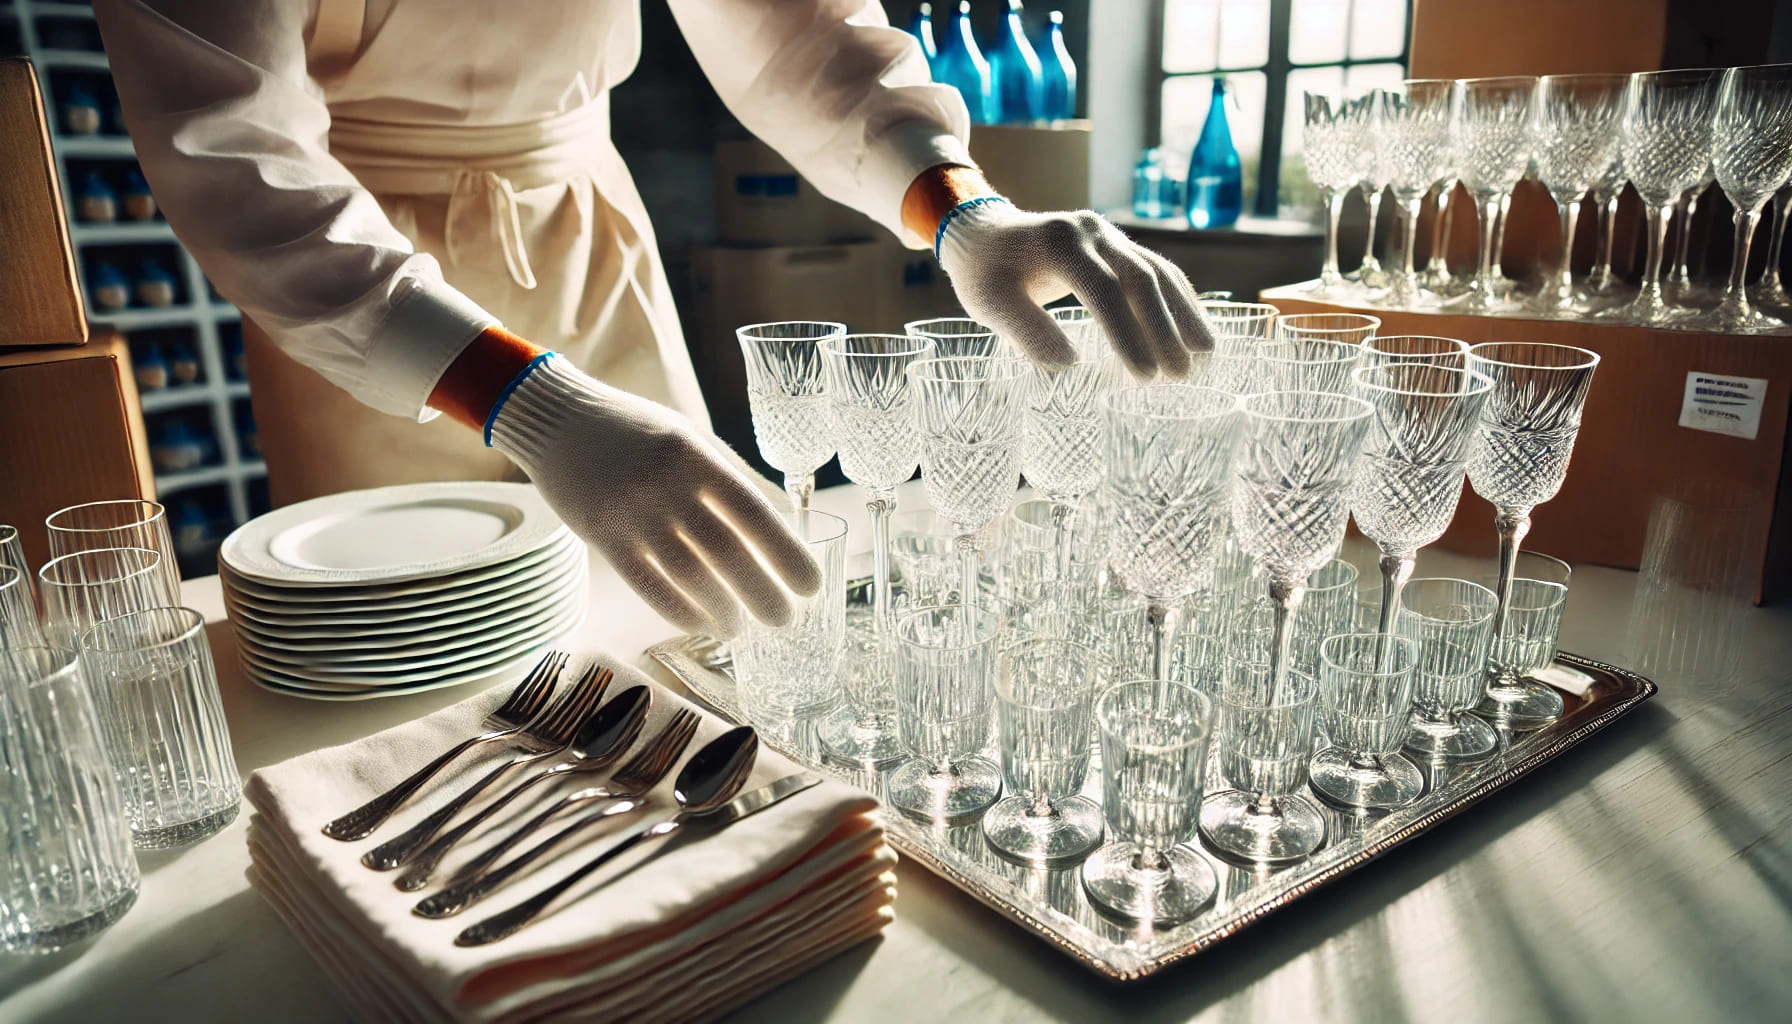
(1678, 372), (1767, 440)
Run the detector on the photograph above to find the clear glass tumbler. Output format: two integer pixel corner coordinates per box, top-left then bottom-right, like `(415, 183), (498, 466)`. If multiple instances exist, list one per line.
(1398, 578), (1500, 761)
(1483, 552), (1571, 691)
(984, 637), (1105, 866)
(1199, 665), (1327, 865)
(46, 500), (181, 596)
(1357, 335), (1469, 370)
(37, 547), (178, 649)
(1, 523), (35, 621)
(890, 600), (1005, 824)
(905, 317), (1005, 359)
(79, 606), (242, 847)
(1310, 633), (1423, 809)
(1, 564), (42, 648)
(734, 509), (848, 726)
(1, 647), (140, 953)
(1080, 679), (1217, 925)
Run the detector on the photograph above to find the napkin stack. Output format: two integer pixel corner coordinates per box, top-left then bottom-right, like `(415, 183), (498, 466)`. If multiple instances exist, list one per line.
(244, 655), (896, 1023)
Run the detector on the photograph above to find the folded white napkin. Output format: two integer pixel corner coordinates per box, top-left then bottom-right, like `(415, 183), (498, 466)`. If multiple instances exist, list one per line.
(243, 653), (896, 1023)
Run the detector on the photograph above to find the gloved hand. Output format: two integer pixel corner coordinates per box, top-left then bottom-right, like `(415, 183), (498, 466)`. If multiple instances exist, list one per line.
(936, 199), (1215, 379)
(489, 354), (821, 638)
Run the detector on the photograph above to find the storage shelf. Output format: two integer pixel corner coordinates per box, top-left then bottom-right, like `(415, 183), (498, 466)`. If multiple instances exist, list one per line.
(139, 385), (214, 412)
(53, 134), (135, 158)
(70, 220), (173, 243)
(154, 465), (236, 491)
(88, 305), (204, 329)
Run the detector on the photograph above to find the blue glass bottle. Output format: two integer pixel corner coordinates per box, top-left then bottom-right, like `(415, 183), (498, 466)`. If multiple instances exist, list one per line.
(1185, 77), (1244, 229)
(907, 3), (939, 74)
(1034, 10), (1076, 120)
(988, 1), (1043, 123)
(1133, 148), (1173, 218)
(936, 2), (997, 124)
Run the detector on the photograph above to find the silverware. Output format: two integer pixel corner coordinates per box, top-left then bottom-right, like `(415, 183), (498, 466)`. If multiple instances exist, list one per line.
(455, 765), (823, 947)
(322, 652), (566, 841)
(389, 687), (653, 891)
(359, 664), (611, 867)
(406, 706), (700, 896)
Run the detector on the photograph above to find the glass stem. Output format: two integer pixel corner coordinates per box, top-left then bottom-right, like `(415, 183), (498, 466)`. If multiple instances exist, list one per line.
(1146, 599), (1185, 686)
(1050, 501), (1076, 584)
(1268, 572), (1306, 701)
(1762, 190), (1792, 291)
(785, 472), (814, 522)
(1474, 193), (1503, 299)
(1486, 505), (1532, 694)
(1555, 197), (1583, 303)
(1639, 203), (1674, 307)
(1400, 196), (1424, 294)
(1027, 790), (1055, 817)
(1428, 182), (1455, 273)
(1321, 188), (1346, 285)
(1590, 193), (1619, 291)
(955, 532), (979, 619)
(1362, 187), (1384, 271)
(1376, 548), (1415, 638)
(1723, 206), (1764, 309)
(1670, 192), (1697, 289)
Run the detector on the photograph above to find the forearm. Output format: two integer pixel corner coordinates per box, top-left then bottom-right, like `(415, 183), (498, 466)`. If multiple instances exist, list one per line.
(428, 328), (546, 433)
(901, 165), (998, 243)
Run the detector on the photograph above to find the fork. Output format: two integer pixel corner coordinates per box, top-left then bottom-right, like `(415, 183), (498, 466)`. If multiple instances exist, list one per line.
(322, 651), (566, 841)
(390, 686), (654, 891)
(359, 664), (611, 868)
(410, 708), (700, 918)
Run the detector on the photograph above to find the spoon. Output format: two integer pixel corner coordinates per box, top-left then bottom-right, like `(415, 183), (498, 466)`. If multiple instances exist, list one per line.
(429, 726), (758, 934)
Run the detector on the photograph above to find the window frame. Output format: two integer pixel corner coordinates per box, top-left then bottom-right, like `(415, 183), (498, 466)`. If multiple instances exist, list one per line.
(1151, 0), (1413, 219)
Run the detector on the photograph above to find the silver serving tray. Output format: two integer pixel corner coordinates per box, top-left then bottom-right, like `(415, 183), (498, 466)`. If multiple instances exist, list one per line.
(649, 634), (1657, 981)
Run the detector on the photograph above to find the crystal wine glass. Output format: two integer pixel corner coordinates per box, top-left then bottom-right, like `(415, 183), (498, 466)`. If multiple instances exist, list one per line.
(1348, 363), (1493, 634)
(1578, 160), (1632, 307)
(1231, 391), (1374, 703)
(1529, 73), (1628, 317)
(1349, 175), (1390, 291)
(1421, 177), (1465, 297)
(1374, 81), (1459, 307)
(1664, 171), (1718, 310)
(736, 321), (843, 512)
(1398, 577), (1500, 761)
(1612, 69), (1721, 325)
(1465, 343), (1598, 728)
(1199, 662), (1326, 864)
(1304, 91), (1377, 294)
(1021, 350), (1113, 587)
(1102, 386), (1239, 682)
(906, 317), (1004, 358)
(1358, 334), (1469, 370)
(909, 356), (1026, 610)
(816, 334), (935, 768)
(1455, 76), (1537, 314)
(985, 637), (1105, 865)
(1696, 64), (1792, 333)
(1310, 632), (1423, 809)
(1751, 184), (1792, 312)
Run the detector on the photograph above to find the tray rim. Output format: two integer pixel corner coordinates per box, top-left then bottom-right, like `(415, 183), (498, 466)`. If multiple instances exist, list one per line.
(648, 638), (1658, 981)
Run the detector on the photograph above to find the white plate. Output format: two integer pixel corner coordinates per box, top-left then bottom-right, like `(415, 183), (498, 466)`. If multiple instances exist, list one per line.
(241, 643), (561, 702)
(220, 529), (578, 604)
(233, 604), (583, 684)
(227, 585), (583, 664)
(221, 481), (568, 587)
(222, 549), (585, 633)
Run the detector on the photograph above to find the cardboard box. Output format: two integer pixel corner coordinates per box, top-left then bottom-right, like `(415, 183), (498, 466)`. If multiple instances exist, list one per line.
(0, 332), (156, 574)
(1260, 286), (1792, 602)
(714, 139), (880, 247)
(969, 121), (1092, 213)
(0, 58), (86, 348)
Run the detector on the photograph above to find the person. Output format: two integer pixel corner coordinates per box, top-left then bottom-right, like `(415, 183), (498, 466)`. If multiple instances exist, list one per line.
(93, 0), (1214, 638)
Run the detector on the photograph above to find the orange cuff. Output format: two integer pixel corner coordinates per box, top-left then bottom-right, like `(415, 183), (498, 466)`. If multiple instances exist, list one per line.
(427, 326), (546, 432)
(901, 165), (995, 244)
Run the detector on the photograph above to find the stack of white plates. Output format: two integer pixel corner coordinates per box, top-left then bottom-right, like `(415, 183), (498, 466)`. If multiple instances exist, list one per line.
(219, 482), (586, 701)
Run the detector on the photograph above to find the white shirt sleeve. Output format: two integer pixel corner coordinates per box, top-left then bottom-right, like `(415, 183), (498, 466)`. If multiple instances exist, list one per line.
(91, 0), (497, 421)
(668, 0), (974, 248)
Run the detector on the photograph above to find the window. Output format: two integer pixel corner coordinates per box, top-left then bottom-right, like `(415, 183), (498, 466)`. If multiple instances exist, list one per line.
(1156, 0), (1411, 218)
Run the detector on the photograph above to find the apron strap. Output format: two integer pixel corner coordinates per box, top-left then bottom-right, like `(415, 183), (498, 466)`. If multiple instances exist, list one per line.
(308, 0), (367, 75)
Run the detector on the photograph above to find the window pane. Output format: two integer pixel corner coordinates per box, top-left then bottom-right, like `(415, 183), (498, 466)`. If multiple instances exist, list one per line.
(1349, 0), (1409, 60)
(1218, 0), (1271, 69)
(1289, 0), (1348, 66)
(1163, 0), (1219, 74)
(1344, 61), (1406, 94)
(1281, 66), (1348, 212)
(1161, 71), (1269, 212)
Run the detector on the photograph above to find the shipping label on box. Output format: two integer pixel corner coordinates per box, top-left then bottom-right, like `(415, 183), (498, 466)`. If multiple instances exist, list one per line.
(1678, 371), (1767, 441)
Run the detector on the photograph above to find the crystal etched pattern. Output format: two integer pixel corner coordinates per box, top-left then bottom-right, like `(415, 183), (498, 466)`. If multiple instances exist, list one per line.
(1349, 365), (1492, 552)
(1231, 392), (1375, 582)
(912, 359), (1026, 535)
(1465, 345), (1598, 512)
(1102, 387), (1239, 600)
(1621, 71), (1720, 206)
(738, 322), (842, 476)
(821, 336), (933, 494)
(1021, 360), (1111, 503)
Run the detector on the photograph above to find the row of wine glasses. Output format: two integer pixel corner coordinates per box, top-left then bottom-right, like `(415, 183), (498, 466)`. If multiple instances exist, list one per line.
(1303, 64), (1792, 332)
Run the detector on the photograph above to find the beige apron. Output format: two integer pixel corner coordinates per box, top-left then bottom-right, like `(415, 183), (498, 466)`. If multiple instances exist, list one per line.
(248, 0), (708, 507)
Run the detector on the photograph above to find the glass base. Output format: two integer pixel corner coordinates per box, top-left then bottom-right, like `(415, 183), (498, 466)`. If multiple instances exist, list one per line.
(1079, 842), (1217, 925)
(1404, 710), (1498, 761)
(1451, 288), (1527, 316)
(1475, 679), (1564, 730)
(819, 708), (908, 770)
(1, 887), (137, 954)
(888, 756), (1002, 825)
(131, 800), (239, 850)
(1688, 300), (1788, 334)
(1198, 791), (1327, 866)
(982, 795), (1104, 867)
(1308, 748), (1424, 810)
(1750, 279), (1792, 311)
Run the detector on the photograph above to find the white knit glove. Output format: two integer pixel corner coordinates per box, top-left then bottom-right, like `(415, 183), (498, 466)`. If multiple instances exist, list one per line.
(936, 198), (1216, 378)
(489, 355), (821, 638)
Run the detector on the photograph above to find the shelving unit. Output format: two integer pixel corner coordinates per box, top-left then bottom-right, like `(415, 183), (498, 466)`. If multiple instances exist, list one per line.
(9, 0), (265, 573)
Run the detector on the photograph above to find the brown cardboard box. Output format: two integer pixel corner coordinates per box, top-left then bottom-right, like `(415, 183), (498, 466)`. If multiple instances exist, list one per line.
(714, 139), (880, 247)
(0, 58), (86, 348)
(0, 332), (156, 574)
(1260, 286), (1792, 601)
(969, 121), (1091, 213)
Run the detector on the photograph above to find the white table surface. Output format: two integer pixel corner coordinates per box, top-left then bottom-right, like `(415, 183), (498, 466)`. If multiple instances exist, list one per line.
(4, 481), (1791, 1023)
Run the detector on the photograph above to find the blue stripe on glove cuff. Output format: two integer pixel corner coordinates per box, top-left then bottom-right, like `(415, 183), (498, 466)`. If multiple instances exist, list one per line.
(483, 351), (557, 447)
(934, 195), (1012, 260)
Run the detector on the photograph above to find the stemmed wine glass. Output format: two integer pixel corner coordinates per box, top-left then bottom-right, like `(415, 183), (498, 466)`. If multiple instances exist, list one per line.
(1696, 64), (1792, 333)
(816, 334), (935, 769)
(909, 357), (1026, 613)
(1454, 76), (1536, 314)
(1020, 349), (1113, 589)
(736, 321), (843, 512)
(1102, 386), (1240, 682)
(1304, 92), (1377, 294)
(1529, 73), (1628, 317)
(1374, 81), (1459, 307)
(1752, 184), (1792, 312)
(1611, 69), (1720, 325)
(1465, 343), (1599, 728)
(1579, 158), (1632, 307)
(1664, 171), (1718, 310)
(1349, 168), (1391, 291)
(1348, 364), (1492, 635)
(1230, 391), (1374, 703)
(1421, 177), (1464, 297)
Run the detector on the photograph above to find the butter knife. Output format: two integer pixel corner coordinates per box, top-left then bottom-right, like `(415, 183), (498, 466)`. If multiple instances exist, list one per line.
(454, 771), (825, 947)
